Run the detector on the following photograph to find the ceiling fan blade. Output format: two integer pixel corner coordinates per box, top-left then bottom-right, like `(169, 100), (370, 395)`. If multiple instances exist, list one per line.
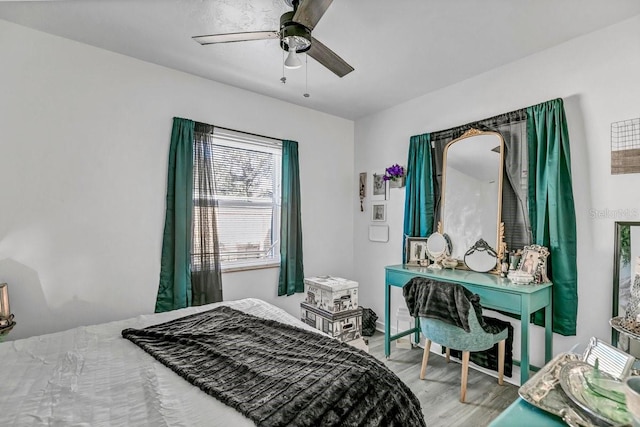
(293, 0), (333, 30)
(308, 37), (354, 78)
(193, 31), (279, 45)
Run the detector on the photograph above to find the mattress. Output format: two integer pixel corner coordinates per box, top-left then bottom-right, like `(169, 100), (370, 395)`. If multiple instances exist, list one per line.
(0, 298), (322, 427)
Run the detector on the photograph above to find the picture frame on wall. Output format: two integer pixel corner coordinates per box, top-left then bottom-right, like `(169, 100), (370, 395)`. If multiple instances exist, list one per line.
(369, 224), (389, 243)
(371, 203), (386, 222)
(371, 172), (388, 200)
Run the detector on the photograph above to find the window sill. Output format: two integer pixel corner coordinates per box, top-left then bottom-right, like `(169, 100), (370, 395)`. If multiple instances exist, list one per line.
(221, 262), (280, 274)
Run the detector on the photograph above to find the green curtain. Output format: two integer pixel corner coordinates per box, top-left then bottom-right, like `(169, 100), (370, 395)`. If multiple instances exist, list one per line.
(155, 118), (194, 312)
(403, 133), (435, 262)
(278, 140), (305, 296)
(527, 99), (577, 336)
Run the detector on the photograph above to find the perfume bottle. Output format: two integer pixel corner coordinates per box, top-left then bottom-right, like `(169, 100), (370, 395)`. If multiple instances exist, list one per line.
(500, 253), (509, 278)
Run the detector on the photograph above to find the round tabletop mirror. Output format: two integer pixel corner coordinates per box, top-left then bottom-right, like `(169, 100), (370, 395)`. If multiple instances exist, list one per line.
(426, 232), (450, 261)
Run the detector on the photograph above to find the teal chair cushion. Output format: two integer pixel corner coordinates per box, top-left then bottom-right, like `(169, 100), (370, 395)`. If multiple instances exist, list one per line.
(420, 307), (508, 352)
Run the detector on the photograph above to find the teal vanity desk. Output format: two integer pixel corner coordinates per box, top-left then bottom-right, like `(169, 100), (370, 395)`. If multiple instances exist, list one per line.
(385, 264), (553, 384)
(489, 398), (565, 426)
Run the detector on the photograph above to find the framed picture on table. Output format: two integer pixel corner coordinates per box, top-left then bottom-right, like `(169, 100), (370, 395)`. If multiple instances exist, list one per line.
(517, 244), (550, 283)
(405, 236), (429, 266)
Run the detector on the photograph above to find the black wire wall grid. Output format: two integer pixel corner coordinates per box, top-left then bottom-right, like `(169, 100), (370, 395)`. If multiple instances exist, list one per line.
(611, 117), (640, 174)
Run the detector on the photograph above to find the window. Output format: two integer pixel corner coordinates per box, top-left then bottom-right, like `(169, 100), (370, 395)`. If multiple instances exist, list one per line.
(193, 129), (281, 271)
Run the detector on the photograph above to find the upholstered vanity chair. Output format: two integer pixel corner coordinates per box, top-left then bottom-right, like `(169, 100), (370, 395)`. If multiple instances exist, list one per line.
(405, 279), (508, 403)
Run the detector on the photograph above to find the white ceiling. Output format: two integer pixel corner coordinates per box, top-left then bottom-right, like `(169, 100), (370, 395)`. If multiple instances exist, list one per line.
(2, 0), (640, 120)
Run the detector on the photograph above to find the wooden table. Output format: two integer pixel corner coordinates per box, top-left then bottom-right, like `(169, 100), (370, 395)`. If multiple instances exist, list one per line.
(384, 264), (553, 384)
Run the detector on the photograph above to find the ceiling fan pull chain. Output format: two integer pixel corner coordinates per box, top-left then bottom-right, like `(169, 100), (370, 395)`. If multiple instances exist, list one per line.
(304, 53), (310, 98)
(281, 48), (286, 84)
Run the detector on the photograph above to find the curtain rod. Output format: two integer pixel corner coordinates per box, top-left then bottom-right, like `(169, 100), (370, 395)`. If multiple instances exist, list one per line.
(213, 125), (283, 143)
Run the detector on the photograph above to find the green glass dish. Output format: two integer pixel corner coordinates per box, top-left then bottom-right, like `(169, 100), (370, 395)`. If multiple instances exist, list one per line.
(560, 360), (632, 426)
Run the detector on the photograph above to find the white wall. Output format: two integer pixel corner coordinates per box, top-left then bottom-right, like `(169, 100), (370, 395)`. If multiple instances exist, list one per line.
(354, 15), (640, 369)
(0, 19), (355, 340)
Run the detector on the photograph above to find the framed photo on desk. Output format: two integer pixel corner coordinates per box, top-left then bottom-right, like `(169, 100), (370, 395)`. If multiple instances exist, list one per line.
(405, 236), (428, 265)
(517, 245), (550, 283)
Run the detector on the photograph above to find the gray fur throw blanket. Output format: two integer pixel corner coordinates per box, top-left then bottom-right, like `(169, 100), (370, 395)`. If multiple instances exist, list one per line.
(403, 278), (485, 333)
(122, 306), (426, 427)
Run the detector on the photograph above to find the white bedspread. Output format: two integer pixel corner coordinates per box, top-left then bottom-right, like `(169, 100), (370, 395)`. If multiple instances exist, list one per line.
(0, 298), (320, 427)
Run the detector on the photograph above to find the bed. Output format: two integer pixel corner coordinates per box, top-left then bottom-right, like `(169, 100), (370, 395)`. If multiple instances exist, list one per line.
(0, 298), (426, 426)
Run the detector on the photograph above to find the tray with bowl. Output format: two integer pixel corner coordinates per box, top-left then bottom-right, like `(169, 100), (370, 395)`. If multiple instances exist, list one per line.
(519, 338), (635, 426)
(559, 360), (631, 426)
(519, 352), (599, 426)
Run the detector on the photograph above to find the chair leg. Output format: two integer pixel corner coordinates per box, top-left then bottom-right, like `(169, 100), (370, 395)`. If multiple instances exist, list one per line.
(445, 347), (450, 363)
(420, 339), (432, 380)
(498, 339), (505, 386)
(460, 351), (470, 403)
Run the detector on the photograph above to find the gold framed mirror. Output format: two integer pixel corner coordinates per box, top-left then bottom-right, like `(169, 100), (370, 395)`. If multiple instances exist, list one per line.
(440, 128), (505, 271)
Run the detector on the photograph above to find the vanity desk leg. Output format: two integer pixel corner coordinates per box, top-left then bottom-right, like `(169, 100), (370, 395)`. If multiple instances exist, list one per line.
(545, 297), (553, 363)
(519, 288), (553, 385)
(520, 297), (531, 385)
(384, 279), (391, 358)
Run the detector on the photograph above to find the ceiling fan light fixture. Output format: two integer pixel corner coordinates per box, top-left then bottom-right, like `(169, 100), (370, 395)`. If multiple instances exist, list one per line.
(282, 35), (311, 52)
(284, 48), (302, 69)
(280, 10), (311, 53)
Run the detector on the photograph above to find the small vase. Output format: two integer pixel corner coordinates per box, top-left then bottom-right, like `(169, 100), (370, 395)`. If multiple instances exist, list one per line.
(389, 176), (405, 189)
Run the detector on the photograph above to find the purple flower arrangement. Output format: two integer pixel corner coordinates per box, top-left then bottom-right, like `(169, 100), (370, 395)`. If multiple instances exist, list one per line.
(383, 164), (405, 181)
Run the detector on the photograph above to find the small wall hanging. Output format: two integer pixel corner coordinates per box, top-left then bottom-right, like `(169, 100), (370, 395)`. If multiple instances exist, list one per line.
(371, 203), (386, 222)
(359, 172), (366, 212)
(611, 117), (640, 174)
(371, 172), (389, 200)
(383, 164), (406, 188)
(369, 225), (389, 242)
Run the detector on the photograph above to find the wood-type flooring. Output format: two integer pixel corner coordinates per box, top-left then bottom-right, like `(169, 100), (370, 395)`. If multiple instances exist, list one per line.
(366, 331), (520, 427)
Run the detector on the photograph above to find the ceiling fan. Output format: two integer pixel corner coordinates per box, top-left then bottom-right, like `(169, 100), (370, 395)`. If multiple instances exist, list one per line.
(192, 0), (354, 78)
